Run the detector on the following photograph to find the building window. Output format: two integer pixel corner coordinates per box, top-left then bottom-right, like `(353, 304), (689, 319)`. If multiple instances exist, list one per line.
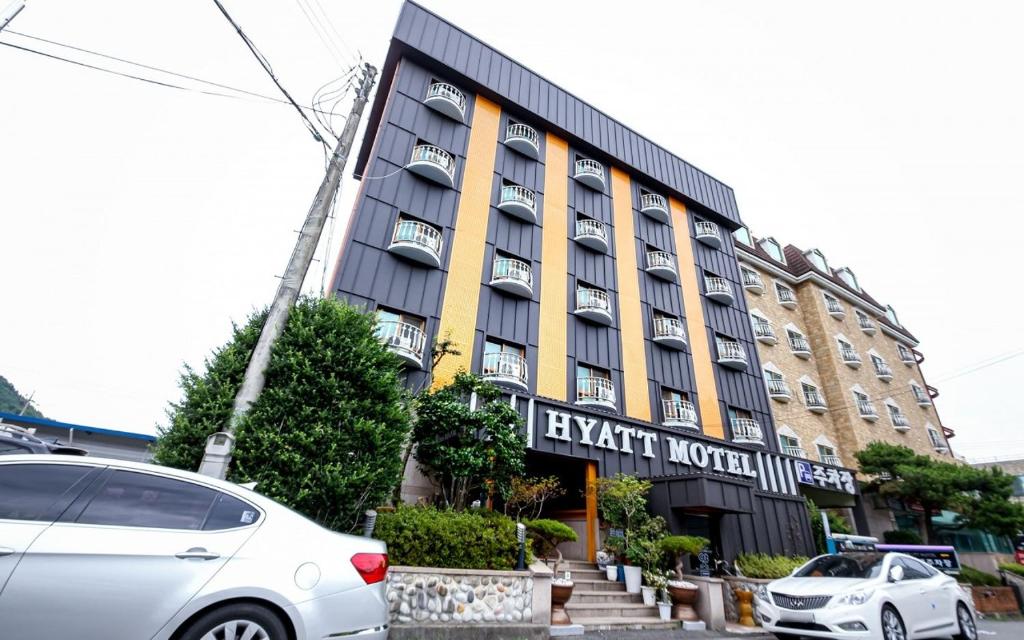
(817, 444), (840, 466)
(897, 343), (915, 363)
(375, 308), (427, 366)
(856, 310), (875, 333)
(661, 388), (697, 429)
(871, 354), (892, 380)
(802, 382), (826, 410)
(823, 293), (844, 315)
(928, 427), (948, 452)
(886, 305), (900, 326)
(854, 390), (877, 419)
(760, 238), (785, 263)
(728, 407), (762, 444)
(734, 226), (753, 247)
(576, 364), (615, 408)
(764, 369), (790, 399)
(775, 282), (797, 306)
(751, 313), (775, 342)
(787, 329), (811, 355)
(912, 383), (930, 405)
(837, 267), (859, 291)
(481, 340), (528, 389)
(779, 434), (803, 457)
(887, 403), (909, 428)
(741, 267), (763, 291)
(806, 248), (829, 272)
(838, 338), (860, 366)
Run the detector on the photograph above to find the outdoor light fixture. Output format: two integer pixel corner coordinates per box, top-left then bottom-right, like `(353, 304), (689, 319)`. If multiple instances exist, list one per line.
(516, 522), (526, 570)
(363, 509), (378, 538)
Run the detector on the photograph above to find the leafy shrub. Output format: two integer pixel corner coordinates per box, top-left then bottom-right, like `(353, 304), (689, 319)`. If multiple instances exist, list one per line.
(375, 505), (520, 570)
(526, 519), (578, 575)
(807, 500), (852, 553)
(999, 563), (1024, 578)
(959, 565), (1001, 587)
(883, 529), (923, 545)
(660, 535), (710, 579)
(736, 553), (810, 579)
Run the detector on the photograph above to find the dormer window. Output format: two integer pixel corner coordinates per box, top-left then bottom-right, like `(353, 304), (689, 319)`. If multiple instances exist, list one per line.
(886, 305), (901, 326)
(760, 238), (785, 263)
(734, 226), (753, 247)
(805, 248), (829, 272)
(837, 267), (859, 291)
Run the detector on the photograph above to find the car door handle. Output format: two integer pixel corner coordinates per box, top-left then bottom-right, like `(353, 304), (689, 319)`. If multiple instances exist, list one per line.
(175, 547), (220, 561)
(0, 547), (14, 557)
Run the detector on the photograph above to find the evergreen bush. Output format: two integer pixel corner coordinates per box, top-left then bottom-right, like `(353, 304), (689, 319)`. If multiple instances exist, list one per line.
(374, 505), (520, 570)
(958, 565), (1001, 587)
(735, 553), (810, 579)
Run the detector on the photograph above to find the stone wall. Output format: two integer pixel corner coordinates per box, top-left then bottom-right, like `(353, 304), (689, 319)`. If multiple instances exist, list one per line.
(722, 576), (772, 624)
(387, 563), (551, 626)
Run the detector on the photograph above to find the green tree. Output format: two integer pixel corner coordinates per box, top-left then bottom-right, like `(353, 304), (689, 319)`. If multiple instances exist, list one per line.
(962, 467), (1024, 538)
(153, 297), (412, 533)
(0, 375), (45, 418)
(591, 473), (654, 551)
(412, 372), (526, 510)
(807, 499), (852, 553)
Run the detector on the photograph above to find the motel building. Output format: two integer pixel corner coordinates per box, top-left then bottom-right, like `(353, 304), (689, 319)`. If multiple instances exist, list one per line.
(330, 1), (870, 563)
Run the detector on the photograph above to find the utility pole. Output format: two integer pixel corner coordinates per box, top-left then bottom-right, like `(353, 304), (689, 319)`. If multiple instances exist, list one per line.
(198, 62), (378, 479)
(17, 390), (35, 416)
(0, 1), (25, 32)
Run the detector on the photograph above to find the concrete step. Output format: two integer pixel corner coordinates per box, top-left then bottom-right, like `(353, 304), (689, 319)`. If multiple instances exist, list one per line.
(569, 590), (644, 604)
(570, 578), (627, 592)
(562, 567), (604, 578)
(566, 602), (660, 618)
(563, 560), (600, 569)
(573, 616), (679, 631)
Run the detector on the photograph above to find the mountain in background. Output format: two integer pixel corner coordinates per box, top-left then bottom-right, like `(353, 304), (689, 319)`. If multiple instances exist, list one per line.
(0, 375), (44, 418)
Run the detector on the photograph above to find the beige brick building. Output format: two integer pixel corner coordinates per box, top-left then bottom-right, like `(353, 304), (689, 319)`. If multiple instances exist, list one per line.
(733, 229), (954, 472)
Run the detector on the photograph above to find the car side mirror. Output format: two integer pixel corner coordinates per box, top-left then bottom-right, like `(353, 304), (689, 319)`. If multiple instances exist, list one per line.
(888, 565), (904, 583)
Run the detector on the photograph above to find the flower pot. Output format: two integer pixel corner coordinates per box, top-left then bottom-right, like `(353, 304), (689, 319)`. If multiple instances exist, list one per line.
(623, 565), (643, 594)
(641, 585), (657, 606)
(616, 564), (625, 582)
(658, 601), (673, 621)
(667, 582), (701, 622)
(605, 564), (618, 580)
(551, 580), (575, 625)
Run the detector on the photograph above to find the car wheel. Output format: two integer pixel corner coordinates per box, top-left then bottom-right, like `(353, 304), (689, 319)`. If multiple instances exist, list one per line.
(953, 602), (977, 640)
(881, 604), (906, 640)
(178, 603), (288, 640)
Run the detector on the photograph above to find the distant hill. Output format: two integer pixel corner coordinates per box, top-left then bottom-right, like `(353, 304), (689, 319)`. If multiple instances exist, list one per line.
(0, 375), (44, 418)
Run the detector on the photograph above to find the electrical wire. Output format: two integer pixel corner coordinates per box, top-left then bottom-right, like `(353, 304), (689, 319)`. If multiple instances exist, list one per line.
(307, 0), (362, 64)
(293, 0), (350, 70)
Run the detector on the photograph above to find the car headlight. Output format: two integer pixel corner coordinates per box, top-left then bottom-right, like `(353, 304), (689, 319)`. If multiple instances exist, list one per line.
(756, 584), (769, 601)
(833, 589), (874, 606)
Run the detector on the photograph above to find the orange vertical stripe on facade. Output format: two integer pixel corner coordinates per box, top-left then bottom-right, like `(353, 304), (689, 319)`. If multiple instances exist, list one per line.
(610, 167), (651, 422)
(585, 461), (598, 562)
(536, 134), (569, 400)
(431, 96), (502, 388)
(670, 197), (724, 438)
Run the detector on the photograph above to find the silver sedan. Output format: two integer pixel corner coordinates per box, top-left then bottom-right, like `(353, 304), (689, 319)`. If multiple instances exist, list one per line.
(0, 454), (389, 640)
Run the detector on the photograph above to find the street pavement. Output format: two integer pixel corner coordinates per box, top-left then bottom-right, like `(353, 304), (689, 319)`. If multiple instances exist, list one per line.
(582, 617), (1024, 639)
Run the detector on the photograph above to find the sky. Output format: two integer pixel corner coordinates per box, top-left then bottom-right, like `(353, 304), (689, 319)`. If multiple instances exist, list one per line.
(2, 1), (1021, 460)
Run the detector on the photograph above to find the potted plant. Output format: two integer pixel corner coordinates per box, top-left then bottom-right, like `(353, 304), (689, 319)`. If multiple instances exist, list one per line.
(603, 534), (625, 580)
(623, 542), (645, 594)
(641, 570), (664, 607)
(656, 574), (673, 621)
(659, 535), (710, 621)
(526, 519), (579, 625)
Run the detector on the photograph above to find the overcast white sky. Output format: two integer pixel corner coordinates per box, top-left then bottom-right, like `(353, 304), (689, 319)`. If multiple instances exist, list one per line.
(2, 1), (1021, 460)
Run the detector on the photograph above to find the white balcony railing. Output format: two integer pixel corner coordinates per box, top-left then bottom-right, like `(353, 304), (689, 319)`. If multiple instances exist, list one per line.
(575, 287), (613, 325)
(663, 399), (698, 429)
(858, 400), (879, 420)
(375, 320), (426, 367)
(574, 158), (605, 190)
(490, 257), (534, 297)
(407, 144), (456, 187)
(388, 219), (443, 267)
(874, 361), (893, 381)
(481, 352), (528, 390)
(574, 218), (608, 252)
(767, 378), (791, 400)
(577, 376), (616, 408)
(753, 320), (776, 343)
(803, 388), (827, 411)
(504, 122), (540, 159)
(424, 82), (467, 121)
(825, 298), (845, 317)
(705, 276), (733, 304)
(783, 446), (807, 458)
(717, 340), (747, 370)
(742, 270), (764, 293)
(695, 220), (722, 248)
(645, 250), (677, 280)
(640, 192), (669, 222)
(789, 335), (811, 357)
(653, 316), (687, 347)
(913, 388), (932, 406)
(891, 411), (910, 428)
(841, 348), (862, 367)
(777, 286), (797, 307)
(498, 184), (537, 222)
(821, 454), (842, 467)
(858, 315), (876, 334)
(731, 418), (763, 444)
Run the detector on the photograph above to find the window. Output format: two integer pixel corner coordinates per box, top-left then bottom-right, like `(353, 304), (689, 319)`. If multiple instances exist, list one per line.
(482, 340), (527, 384)
(854, 391), (875, 416)
(823, 293), (843, 314)
(662, 388), (689, 404)
(886, 305), (900, 326)
(896, 557), (935, 580)
(779, 434), (801, 455)
(203, 492), (261, 531)
(734, 226), (753, 247)
(788, 329), (810, 353)
(887, 404), (908, 427)
(77, 470), (219, 530)
(485, 340), (524, 358)
(741, 267), (762, 288)
(0, 440), (30, 455)
(806, 248), (829, 272)
(856, 310), (874, 330)
(577, 363), (611, 382)
(817, 444), (837, 463)
(802, 382), (825, 407)
(837, 267), (859, 291)
(897, 343), (915, 362)
(838, 338), (858, 362)
(377, 308), (424, 331)
(760, 238), (785, 263)
(727, 407), (754, 422)
(0, 463), (96, 522)
(775, 282), (796, 305)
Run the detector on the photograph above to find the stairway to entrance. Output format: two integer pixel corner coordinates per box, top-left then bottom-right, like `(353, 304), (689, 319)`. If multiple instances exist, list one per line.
(562, 560), (678, 630)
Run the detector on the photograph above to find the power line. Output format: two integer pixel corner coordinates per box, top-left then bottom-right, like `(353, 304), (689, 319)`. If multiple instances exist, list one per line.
(210, 0), (328, 145)
(306, 0), (361, 64)
(293, 0), (350, 70)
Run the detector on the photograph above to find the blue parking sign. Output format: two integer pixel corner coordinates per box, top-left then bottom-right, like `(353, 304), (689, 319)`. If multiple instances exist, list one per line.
(795, 460), (814, 485)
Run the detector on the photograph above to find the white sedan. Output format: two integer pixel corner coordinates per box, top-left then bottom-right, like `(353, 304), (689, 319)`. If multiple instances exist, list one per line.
(754, 552), (976, 640)
(0, 454), (389, 640)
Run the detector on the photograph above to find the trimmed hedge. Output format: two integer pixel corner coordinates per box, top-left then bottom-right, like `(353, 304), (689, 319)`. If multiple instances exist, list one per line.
(374, 505), (520, 570)
(959, 565), (1001, 587)
(999, 563), (1024, 578)
(736, 553), (810, 579)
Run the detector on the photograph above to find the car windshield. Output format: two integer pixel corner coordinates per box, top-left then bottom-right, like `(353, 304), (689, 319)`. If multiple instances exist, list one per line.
(793, 553), (886, 578)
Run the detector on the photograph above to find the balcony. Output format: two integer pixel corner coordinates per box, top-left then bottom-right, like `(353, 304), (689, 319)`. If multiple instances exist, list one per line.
(705, 276), (734, 305)
(574, 218), (608, 253)
(766, 378), (791, 402)
(899, 348), (917, 365)
(874, 361), (893, 382)
(645, 250), (677, 282)
(662, 399), (698, 430)
(652, 316), (687, 350)
(490, 257), (534, 298)
(742, 271), (765, 295)
(858, 401), (879, 422)
(731, 418), (763, 444)
(575, 288), (613, 325)
(574, 158), (605, 190)
(841, 348), (862, 369)
(695, 221), (722, 249)
(388, 219), (442, 268)
(407, 144), (456, 188)
(891, 412), (910, 431)
(930, 432), (949, 453)
(717, 341), (748, 370)
(783, 446), (807, 458)
(777, 287), (798, 309)
(505, 122), (540, 159)
(481, 352), (528, 391)
(825, 298), (845, 319)
(821, 454), (842, 467)
(858, 315), (876, 335)
(497, 184), (537, 223)
(375, 320), (426, 368)
(789, 335), (812, 359)
(424, 81), (466, 122)
(914, 388), (932, 407)
(804, 389), (827, 414)
(639, 192), (669, 223)
(753, 320), (777, 345)
(577, 376), (616, 409)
